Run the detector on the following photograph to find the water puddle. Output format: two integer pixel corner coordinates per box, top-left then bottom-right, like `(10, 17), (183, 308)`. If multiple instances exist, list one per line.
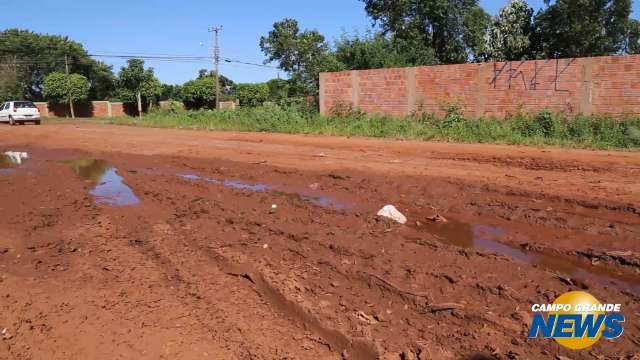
(178, 173), (350, 210)
(0, 154), (13, 169)
(0, 155), (14, 175)
(65, 160), (140, 206)
(420, 220), (640, 296)
(0, 153), (25, 174)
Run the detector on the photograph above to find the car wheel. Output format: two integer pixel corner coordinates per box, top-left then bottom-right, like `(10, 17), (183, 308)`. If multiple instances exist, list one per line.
(8, 116), (15, 126)
(35, 120), (41, 125)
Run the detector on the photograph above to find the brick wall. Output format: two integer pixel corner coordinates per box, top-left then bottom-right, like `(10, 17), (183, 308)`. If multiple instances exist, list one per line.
(35, 101), (127, 118)
(320, 55), (640, 118)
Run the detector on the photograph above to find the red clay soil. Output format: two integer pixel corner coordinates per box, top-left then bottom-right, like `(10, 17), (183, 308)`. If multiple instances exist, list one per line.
(0, 123), (638, 360)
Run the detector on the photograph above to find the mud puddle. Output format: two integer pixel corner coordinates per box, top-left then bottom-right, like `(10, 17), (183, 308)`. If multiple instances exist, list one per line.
(0, 153), (26, 174)
(418, 220), (640, 295)
(179, 173), (350, 210)
(0, 155), (14, 174)
(65, 160), (140, 206)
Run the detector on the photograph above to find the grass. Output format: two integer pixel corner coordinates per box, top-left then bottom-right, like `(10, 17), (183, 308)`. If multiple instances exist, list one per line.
(50, 103), (640, 150)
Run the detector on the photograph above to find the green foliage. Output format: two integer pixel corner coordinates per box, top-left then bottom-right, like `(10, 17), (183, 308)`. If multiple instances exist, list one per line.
(107, 105), (640, 150)
(334, 31), (437, 69)
(360, 0), (491, 63)
(485, 0), (535, 61)
(0, 29), (114, 101)
(463, 5), (494, 61)
(533, 0), (633, 58)
(160, 84), (182, 101)
(260, 18), (344, 95)
(0, 61), (20, 102)
(197, 69), (234, 88)
(181, 77), (216, 109)
(357, 0), (638, 62)
(43, 72), (90, 104)
(235, 83), (269, 107)
(626, 19), (640, 54)
(115, 59), (161, 103)
(266, 78), (291, 102)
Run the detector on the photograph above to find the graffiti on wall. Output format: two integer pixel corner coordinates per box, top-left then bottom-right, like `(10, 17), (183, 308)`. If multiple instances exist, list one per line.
(489, 58), (577, 92)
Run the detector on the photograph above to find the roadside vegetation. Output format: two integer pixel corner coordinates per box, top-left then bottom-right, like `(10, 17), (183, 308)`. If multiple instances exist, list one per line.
(91, 104), (640, 150)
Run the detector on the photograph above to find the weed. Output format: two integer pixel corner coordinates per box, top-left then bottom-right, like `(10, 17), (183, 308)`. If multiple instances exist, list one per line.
(94, 105), (640, 150)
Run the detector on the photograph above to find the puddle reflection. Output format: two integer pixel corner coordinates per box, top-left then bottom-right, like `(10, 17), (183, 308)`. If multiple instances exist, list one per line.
(178, 173), (350, 210)
(65, 160), (140, 206)
(422, 220), (640, 295)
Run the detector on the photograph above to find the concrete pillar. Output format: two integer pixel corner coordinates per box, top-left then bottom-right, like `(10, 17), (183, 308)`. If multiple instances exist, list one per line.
(319, 72), (327, 115)
(579, 58), (594, 115)
(350, 70), (360, 110)
(406, 67), (417, 115)
(35, 102), (49, 117)
(475, 64), (488, 118)
(107, 101), (113, 117)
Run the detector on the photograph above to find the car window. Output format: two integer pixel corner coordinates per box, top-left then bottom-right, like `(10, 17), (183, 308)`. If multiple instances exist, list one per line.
(0, 103), (6, 111)
(14, 101), (36, 109)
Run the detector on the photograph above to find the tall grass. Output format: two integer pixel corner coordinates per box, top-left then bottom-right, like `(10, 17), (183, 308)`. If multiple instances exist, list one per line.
(105, 104), (640, 150)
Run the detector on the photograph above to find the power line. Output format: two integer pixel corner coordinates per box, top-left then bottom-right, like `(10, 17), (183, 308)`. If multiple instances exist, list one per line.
(88, 53), (279, 69)
(222, 57), (279, 69)
(2, 53), (280, 69)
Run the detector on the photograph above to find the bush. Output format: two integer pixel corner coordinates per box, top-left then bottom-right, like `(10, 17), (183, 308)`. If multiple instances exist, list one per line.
(181, 78), (216, 109)
(108, 107), (640, 150)
(235, 83), (269, 107)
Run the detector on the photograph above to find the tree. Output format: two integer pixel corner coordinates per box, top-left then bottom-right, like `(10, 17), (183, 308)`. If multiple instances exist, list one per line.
(266, 78), (291, 103)
(160, 84), (182, 101)
(115, 59), (161, 118)
(335, 31), (437, 70)
(626, 19), (640, 54)
(180, 70), (235, 109)
(464, 5), (493, 61)
(533, 0), (632, 58)
(43, 72), (90, 118)
(0, 58), (20, 103)
(235, 83), (269, 107)
(0, 29), (114, 101)
(360, 0), (491, 64)
(197, 69), (234, 87)
(260, 18), (344, 95)
(181, 77), (217, 109)
(485, 0), (535, 61)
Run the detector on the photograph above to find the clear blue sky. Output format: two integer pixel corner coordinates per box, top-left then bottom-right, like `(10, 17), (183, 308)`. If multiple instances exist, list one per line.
(3, 0), (639, 85)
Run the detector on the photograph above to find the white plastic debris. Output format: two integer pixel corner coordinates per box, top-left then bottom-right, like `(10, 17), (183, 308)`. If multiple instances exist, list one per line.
(377, 205), (407, 224)
(3, 151), (29, 165)
(271, 204), (278, 209)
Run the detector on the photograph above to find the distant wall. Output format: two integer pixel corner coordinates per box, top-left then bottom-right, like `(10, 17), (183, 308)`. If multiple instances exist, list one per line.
(35, 101), (115, 117)
(320, 55), (640, 118)
(36, 100), (242, 117)
(35, 101), (135, 118)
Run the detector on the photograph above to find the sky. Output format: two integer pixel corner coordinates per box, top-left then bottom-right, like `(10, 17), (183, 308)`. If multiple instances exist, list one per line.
(3, 0), (639, 85)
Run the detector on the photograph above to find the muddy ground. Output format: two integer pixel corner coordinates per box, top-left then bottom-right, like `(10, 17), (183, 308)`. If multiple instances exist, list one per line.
(0, 123), (638, 360)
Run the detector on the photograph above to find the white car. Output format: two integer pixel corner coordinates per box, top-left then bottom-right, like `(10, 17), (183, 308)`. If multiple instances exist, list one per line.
(0, 101), (41, 125)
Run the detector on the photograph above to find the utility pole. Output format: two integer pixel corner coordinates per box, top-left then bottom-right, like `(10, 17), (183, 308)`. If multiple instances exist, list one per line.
(65, 54), (75, 119)
(209, 26), (222, 109)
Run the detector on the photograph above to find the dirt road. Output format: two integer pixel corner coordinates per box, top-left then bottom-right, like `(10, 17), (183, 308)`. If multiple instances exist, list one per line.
(0, 123), (638, 359)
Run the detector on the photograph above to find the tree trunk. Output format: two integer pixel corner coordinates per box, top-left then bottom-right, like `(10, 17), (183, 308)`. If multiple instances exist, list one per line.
(69, 98), (75, 119)
(137, 91), (142, 119)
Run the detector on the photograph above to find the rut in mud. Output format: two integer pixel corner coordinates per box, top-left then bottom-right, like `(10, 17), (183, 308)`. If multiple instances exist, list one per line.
(0, 124), (639, 360)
